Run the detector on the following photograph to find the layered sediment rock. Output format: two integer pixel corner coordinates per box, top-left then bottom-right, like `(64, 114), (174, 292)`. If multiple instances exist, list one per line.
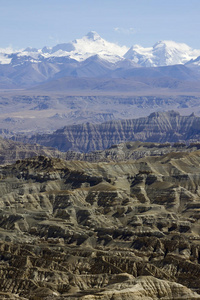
(0, 152), (200, 298)
(0, 136), (65, 165)
(17, 111), (200, 152)
(2, 136), (200, 166)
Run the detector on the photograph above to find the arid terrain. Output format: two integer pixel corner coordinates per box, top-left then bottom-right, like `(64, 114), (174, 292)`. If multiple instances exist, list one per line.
(14, 110), (200, 153)
(1, 92), (200, 137)
(1, 100), (200, 299)
(1, 31), (200, 300)
(2, 5), (200, 299)
(0, 145), (200, 298)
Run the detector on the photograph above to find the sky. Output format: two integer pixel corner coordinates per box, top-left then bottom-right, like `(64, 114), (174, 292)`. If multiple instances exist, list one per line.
(0, 0), (200, 50)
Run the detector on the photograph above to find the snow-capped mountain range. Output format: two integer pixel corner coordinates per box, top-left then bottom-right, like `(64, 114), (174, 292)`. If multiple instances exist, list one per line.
(125, 40), (200, 67)
(1, 31), (200, 89)
(1, 31), (200, 67)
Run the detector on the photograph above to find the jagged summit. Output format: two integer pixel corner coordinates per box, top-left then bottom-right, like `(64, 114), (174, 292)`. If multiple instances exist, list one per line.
(1, 33), (200, 67)
(85, 31), (101, 41)
(37, 31), (128, 63)
(153, 40), (191, 50)
(124, 40), (200, 67)
(0, 33), (200, 88)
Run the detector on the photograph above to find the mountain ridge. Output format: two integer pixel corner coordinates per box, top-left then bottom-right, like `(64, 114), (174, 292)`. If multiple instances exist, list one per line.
(1, 31), (200, 66)
(1, 32), (200, 89)
(13, 111), (200, 152)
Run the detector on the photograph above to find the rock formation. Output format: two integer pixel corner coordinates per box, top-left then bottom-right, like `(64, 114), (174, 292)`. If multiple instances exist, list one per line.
(1, 136), (200, 166)
(0, 136), (65, 165)
(0, 150), (200, 298)
(18, 111), (200, 152)
(63, 140), (200, 162)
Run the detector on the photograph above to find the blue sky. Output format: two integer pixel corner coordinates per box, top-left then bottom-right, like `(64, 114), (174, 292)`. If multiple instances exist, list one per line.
(1, 0), (200, 49)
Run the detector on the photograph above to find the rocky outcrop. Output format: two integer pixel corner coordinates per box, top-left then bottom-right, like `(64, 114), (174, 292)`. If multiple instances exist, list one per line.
(0, 136), (66, 165)
(65, 276), (200, 300)
(0, 151), (200, 298)
(63, 140), (200, 162)
(18, 111), (200, 152)
(2, 136), (200, 167)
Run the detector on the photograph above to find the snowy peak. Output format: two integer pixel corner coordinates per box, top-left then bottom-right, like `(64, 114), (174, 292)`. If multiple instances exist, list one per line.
(85, 31), (102, 41)
(39, 31), (128, 63)
(124, 45), (153, 67)
(152, 40), (194, 66)
(124, 40), (200, 67)
(1, 33), (200, 67)
(69, 31), (128, 62)
(153, 40), (191, 50)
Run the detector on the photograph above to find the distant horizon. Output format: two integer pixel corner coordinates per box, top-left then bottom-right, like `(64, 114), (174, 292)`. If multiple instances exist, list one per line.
(1, 0), (200, 50)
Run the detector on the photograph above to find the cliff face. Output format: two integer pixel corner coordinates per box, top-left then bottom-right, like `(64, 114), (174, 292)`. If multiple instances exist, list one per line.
(21, 111), (200, 152)
(1, 152), (200, 298)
